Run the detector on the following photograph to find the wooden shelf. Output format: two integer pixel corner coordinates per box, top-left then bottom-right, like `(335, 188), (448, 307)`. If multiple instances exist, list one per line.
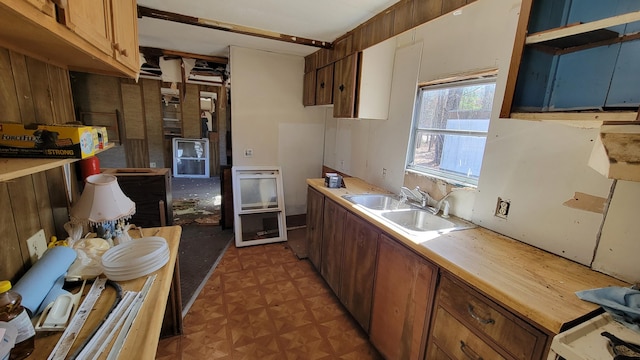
(0, 143), (115, 182)
(525, 11), (640, 46)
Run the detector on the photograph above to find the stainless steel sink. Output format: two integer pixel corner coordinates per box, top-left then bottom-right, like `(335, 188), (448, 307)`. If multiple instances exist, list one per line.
(381, 209), (475, 233)
(343, 193), (475, 234)
(342, 194), (412, 211)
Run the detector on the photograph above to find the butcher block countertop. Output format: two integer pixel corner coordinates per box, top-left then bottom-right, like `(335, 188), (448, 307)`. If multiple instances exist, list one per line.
(307, 178), (627, 335)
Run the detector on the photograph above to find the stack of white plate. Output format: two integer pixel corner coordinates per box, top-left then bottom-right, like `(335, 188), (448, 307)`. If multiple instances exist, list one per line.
(101, 237), (169, 281)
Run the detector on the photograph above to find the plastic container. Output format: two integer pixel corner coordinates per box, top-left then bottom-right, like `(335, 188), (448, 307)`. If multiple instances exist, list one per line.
(0, 281), (35, 360)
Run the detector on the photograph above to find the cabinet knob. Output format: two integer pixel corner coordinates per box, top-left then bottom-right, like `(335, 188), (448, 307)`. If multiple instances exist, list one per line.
(320, 82), (325, 89)
(339, 84), (345, 92)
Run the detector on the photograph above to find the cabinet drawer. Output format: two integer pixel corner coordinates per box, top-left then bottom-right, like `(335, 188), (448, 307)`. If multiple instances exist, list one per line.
(438, 275), (546, 360)
(431, 306), (506, 360)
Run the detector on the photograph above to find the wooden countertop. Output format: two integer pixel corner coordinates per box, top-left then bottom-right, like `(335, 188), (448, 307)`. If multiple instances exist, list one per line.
(308, 178), (627, 334)
(30, 225), (182, 360)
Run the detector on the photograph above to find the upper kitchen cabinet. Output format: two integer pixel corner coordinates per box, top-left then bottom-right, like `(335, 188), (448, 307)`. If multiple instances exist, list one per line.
(110, 0), (139, 72)
(332, 53), (359, 118)
(0, 0), (139, 79)
(303, 37), (396, 119)
(501, 0), (640, 121)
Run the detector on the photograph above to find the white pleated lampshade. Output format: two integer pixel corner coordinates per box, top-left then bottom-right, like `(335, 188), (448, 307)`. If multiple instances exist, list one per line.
(70, 174), (135, 225)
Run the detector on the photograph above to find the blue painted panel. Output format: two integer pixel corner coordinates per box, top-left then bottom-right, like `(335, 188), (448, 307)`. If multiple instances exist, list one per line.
(528, 0), (570, 33)
(549, 45), (619, 110)
(513, 48), (557, 111)
(605, 39), (640, 108)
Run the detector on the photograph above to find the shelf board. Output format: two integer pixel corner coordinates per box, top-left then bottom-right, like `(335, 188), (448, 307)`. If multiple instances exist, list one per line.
(0, 143), (115, 182)
(533, 28), (619, 50)
(526, 10), (640, 46)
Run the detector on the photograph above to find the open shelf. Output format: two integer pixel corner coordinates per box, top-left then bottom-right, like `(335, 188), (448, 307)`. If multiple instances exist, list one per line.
(0, 143), (115, 182)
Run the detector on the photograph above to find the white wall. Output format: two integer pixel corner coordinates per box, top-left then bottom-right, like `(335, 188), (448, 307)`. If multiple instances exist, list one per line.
(230, 46), (326, 215)
(322, 0), (639, 282)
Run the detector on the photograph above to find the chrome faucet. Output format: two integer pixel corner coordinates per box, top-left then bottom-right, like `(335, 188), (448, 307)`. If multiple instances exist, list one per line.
(400, 186), (432, 209)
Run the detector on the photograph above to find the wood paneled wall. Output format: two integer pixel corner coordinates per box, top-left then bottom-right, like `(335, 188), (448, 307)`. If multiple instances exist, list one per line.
(0, 47), (76, 283)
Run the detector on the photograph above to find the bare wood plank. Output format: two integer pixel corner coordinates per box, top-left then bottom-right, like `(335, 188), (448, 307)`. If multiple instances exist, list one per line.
(526, 11), (640, 45)
(137, 6), (331, 49)
(121, 81), (146, 139)
(0, 48), (22, 122)
(25, 56), (55, 123)
(32, 171), (56, 239)
(47, 64), (75, 124)
(142, 78), (164, 168)
(393, 1), (414, 35)
(182, 83), (201, 138)
(9, 51), (37, 122)
(413, 0), (443, 26)
(441, 0), (466, 15)
(0, 182), (24, 283)
(125, 138), (149, 168)
(8, 175), (41, 267)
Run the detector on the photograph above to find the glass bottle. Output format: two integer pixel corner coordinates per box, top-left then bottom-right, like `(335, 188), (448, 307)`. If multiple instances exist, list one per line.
(0, 280), (35, 360)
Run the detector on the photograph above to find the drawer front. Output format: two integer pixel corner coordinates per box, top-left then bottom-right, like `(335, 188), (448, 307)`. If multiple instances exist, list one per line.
(438, 276), (545, 360)
(431, 306), (506, 360)
(427, 344), (453, 360)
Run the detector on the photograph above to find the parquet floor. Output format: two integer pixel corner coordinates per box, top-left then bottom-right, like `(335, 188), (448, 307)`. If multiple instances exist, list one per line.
(156, 242), (382, 359)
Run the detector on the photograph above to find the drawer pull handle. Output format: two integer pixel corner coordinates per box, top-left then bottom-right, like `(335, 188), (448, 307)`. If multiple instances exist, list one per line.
(460, 341), (483, 360)
(467, 304), (495, 325)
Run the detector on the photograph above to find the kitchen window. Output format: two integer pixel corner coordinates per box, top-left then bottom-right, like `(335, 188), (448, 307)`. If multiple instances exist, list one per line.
(407, 76), (496, 186)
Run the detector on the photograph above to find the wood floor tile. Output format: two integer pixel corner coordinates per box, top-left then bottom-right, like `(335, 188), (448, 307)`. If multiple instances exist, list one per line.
(156, 242), (381, 359)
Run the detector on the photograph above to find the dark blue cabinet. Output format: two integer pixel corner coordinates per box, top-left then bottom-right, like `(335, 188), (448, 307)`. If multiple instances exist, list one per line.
(503, 0), (640, 118)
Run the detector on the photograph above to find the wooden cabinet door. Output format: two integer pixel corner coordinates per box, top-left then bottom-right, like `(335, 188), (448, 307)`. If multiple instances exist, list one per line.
(340, 212), (379, 331)
(333, 53), (359, 118)
(306, 186), (324, 270)
(61, 0), (113, 55)
(303, 71), (316, 106)
(320, 198), (346, 295)
(110, 0), (139, 72)
(370, 235), (438, 360)
(315, 64), (334, 105)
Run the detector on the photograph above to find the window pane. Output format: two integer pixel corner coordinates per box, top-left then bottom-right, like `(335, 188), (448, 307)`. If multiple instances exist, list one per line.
(408, 78), (496, 185)
(416, 82), (495, 130)
(412, 131), (487, 179)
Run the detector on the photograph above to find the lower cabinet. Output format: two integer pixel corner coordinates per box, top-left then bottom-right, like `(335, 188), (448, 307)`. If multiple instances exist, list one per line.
(305, 187), (550, 360)
(321, 198), (347, 295)
(428, 274), (547, 360)
(306, 186), (324, 270)
(339, 212), (379, 331)
(370, 235), (438, 360)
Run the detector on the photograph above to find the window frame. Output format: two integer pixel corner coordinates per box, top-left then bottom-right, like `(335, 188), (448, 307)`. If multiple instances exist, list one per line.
(406, 75), (497, 187)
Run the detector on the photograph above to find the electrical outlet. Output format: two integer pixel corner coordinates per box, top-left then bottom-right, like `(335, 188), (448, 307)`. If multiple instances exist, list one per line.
(27, 229), (47, 264)
(150, 162), (157, 168)
(382, 168), (387, 178)
(244, 148), (253, 157)
(495, 197), (510, 219)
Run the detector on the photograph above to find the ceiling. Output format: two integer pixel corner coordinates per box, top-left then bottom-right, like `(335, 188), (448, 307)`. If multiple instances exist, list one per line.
(137, 0), (401, 59)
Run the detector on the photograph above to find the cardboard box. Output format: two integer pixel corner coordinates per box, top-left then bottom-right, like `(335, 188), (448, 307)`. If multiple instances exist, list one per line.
(0, 123), (97, 159)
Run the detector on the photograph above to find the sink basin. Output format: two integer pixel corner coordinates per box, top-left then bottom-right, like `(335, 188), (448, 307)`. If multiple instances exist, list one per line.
(381, 209), (470, 232)
(343, 194), (411, 211)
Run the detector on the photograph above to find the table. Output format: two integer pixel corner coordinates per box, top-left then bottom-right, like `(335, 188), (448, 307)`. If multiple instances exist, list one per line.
(29, 225), (182, 360)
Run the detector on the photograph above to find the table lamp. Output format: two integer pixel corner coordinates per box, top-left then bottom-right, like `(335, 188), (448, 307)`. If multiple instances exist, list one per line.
(69, 174), (136, 240)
